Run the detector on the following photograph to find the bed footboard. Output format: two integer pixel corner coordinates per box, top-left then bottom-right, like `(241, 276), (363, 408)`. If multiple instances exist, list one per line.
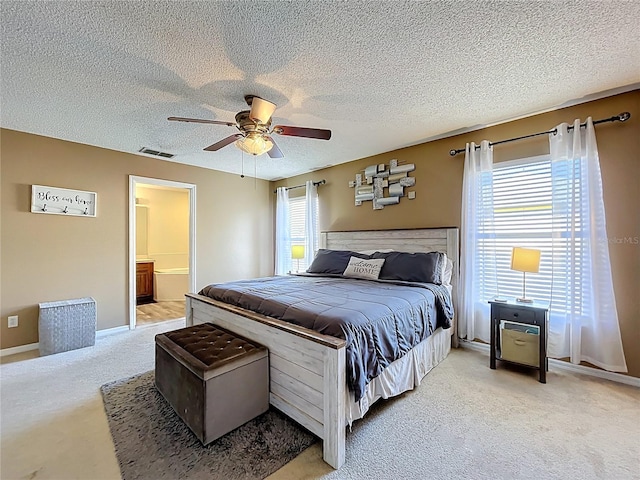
(186, 293), (347, 469)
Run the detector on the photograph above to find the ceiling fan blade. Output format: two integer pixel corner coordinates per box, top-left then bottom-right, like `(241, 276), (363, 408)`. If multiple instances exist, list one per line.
(168, 116), (235, 127)
(203, 134), (243, 151)
(249, 97), (277, 124)
(267, 137), (284, 158)
(272, 125), (331, 140)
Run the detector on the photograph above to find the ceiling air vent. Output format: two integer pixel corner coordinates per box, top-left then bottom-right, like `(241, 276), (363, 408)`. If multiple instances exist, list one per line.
(138, 147), (175, 159)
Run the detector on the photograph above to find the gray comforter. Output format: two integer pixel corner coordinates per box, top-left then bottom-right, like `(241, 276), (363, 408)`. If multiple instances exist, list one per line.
(199, 274), (453, 401)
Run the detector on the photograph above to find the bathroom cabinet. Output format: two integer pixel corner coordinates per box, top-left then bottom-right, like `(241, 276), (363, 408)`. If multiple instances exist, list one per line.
(136, 261), (154, 304)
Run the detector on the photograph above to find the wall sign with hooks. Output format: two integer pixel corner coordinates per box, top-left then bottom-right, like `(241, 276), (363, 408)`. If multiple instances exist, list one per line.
(31, 185), (97, 217)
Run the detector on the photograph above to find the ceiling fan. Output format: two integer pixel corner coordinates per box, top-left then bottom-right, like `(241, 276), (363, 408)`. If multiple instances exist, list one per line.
(168, 95), (331, 158)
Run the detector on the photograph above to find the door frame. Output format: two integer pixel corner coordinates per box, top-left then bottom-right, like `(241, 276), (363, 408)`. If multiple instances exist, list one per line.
(128, 175), (196, 329)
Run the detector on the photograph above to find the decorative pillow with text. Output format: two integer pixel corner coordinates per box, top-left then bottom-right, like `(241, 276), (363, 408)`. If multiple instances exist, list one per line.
(342, 257), (385, 281)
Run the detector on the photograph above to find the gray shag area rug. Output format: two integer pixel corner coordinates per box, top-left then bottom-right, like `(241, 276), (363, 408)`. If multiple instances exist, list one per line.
(101, 371), (316, 480)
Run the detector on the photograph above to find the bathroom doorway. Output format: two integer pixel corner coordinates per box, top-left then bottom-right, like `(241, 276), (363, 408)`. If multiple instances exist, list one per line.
(128, 176), (196, 329)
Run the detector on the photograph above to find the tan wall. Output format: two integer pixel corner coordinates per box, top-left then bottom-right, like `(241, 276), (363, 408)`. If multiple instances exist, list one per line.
(1, 129), (274, 349)
(136, 185), (189, 266)
(274, 90), (640, 377)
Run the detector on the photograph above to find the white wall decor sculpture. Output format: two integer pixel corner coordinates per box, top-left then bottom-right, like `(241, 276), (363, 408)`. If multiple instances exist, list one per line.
(348, 159), (416, 209)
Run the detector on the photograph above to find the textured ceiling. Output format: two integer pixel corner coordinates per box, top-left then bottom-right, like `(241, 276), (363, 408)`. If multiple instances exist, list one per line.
(1, 1), (639, 181)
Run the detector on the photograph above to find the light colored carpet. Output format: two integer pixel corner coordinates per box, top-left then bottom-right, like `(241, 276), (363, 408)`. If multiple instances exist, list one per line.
(1, 319), (186, 480)
(1, 320), (638, 480)
(270, 350), (639, 480)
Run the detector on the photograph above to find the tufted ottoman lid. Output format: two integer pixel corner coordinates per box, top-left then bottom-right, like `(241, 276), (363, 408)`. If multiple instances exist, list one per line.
(155, 323), (267, 381)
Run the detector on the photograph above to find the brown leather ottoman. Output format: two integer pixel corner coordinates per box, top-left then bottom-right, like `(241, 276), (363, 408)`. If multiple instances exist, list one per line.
(155, 323), (269, 445)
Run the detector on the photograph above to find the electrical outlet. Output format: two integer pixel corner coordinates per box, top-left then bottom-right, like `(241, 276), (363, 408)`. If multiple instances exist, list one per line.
(8, 315), (18, 328)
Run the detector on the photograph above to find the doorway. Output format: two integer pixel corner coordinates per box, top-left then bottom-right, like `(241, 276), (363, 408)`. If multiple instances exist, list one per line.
(128, 176), (196, 329)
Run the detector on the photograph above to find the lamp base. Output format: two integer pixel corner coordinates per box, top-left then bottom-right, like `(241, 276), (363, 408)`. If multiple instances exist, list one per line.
(516, 297), (534, 303)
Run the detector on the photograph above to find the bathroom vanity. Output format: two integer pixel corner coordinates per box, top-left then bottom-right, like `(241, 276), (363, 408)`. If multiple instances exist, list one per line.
(136, 260), (154, 304)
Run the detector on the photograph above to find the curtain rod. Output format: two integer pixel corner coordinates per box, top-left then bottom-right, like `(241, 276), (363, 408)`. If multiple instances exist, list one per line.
(449, 112), (631, 157)
(273, 179), (326, 194)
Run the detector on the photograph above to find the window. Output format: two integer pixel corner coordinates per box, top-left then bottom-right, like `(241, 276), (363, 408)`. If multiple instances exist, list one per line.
(465, 123), (626, 370)
(288, 195), (319, 272)
(475, 155), (584, 317)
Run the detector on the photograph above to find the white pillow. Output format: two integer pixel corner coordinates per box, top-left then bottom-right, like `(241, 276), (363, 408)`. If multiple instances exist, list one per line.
(443, 257), (453, 285)
(343, 256), (385, 280)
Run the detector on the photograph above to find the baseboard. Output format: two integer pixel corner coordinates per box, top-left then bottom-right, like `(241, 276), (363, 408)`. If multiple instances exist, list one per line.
(1, 325), (131, 357)
(0, 342), (39, 357)
(96, 325), (131, 338)
(134, 318), (186, 330)
(459, 339), (640, 388)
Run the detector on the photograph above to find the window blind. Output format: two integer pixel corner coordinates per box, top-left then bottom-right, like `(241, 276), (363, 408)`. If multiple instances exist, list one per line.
(477, 156), (584, 316)
(289, 196), (319, 271)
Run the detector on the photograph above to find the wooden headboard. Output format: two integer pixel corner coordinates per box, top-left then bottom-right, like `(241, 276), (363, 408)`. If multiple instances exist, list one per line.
(320, 227), (460, 345)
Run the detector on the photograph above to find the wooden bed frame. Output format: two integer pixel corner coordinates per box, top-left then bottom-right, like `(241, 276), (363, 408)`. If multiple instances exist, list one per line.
(185, 228), (459, 469)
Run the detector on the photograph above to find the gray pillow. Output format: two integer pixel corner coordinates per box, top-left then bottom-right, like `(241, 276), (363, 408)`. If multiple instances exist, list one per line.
(371, 251), (445, 284)
(306, 249), (371, 275)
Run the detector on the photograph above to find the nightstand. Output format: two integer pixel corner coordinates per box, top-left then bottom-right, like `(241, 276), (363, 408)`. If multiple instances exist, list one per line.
(489, 299), (549, 383)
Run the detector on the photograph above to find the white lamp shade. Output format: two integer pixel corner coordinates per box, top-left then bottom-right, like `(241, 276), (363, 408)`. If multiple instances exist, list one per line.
(248, 97), (277, 124)
(511, 247), (541, 273)
(291, 245), (305, 259)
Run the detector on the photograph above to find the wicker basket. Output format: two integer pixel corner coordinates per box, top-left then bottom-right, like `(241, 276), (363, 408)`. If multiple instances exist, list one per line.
(38, 297), (96, 355)
(500, 321), (539, 367)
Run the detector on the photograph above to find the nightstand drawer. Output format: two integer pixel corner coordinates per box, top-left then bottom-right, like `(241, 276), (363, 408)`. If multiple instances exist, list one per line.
(496, 306), (535, 323)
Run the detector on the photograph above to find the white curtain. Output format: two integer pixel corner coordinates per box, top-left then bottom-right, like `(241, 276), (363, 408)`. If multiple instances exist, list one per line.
(548, 118), (627, 371)
(274, 187), (291, 275)
(304, 180), (318, 268)
(459, 141), (496, 342)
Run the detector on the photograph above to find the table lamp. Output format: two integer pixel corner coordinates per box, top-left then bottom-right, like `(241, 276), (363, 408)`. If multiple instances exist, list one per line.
(511, 247), (541, 303)
(291, 245), (305, 273)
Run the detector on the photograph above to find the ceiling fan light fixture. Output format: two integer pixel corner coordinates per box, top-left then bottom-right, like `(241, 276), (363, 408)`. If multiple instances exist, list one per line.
(169, 95), (332, 158)
(235, 132), (273, 156)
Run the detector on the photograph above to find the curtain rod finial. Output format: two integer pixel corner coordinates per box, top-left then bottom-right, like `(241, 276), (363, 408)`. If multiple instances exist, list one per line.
(449, 149), (458, 156)
(618, 112), (631, 122)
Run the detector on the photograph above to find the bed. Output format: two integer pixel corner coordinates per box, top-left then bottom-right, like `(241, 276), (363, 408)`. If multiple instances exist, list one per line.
(185, 228), (459, 469)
